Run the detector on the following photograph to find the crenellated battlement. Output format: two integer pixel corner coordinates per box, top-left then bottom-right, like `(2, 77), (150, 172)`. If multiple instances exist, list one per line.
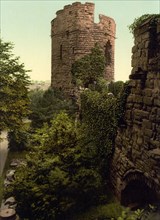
(51, 2), (95, 35)
(97, 15), (116, 36)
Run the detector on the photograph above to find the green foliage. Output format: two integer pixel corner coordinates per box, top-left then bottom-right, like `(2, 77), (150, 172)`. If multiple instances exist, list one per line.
(108, 81), (124, 97)
(115, 81), (130, 126)
(71, 44), (105, 88)
(70, 202), (124, 220)
(8, 123), (30, 151)
(0, 39), (30, 132)
(29, 87), (77, 128)
(128, 14), (160, 35)
(5, 113), (103, 219)
(79, 80), (129, 177)
(3, 39), (130, 219)
(81, 89), (117, 159)
(117, 208), (144, 220)
(33, 111), (77, 153)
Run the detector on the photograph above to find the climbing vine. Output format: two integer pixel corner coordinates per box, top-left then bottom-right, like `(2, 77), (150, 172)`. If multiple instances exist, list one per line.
(71, 44), (105, 88)
(80, 81), (130, 177)
(128, 14), (160, 35)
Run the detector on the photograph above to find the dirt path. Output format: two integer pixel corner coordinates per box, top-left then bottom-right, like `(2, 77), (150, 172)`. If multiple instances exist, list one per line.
(0, 131), (8, 176)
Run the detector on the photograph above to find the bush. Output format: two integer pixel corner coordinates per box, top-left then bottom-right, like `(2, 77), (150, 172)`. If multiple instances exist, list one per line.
(29, 87), (77, 128)
(70, 202), (125, 220)
(5, 113), (103, 219)
(8, 125), (30, 151)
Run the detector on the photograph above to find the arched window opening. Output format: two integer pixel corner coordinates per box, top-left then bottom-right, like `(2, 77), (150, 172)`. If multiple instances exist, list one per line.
(66, 31), (69, 38)
(105, 41), (112, 66)
(60, 45), (62, 60)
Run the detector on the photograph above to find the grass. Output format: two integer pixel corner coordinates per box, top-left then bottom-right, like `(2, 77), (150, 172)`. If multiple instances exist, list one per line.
(69, 202), (125, 220)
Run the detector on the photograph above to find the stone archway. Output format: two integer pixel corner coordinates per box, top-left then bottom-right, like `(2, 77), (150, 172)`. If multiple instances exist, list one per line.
(121, 171), (158, 208)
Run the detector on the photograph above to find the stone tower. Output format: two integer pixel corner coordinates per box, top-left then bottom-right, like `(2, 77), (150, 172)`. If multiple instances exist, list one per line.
(51, 2), (116, 94)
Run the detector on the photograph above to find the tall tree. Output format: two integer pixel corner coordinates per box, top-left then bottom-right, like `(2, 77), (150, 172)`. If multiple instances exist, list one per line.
(0, 39), (30, 132)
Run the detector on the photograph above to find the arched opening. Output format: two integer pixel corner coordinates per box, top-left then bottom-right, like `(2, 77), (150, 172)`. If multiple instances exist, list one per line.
(60, 44), (62, 60)
(104, 41), (112, 66)
(121, 179), (158, 209)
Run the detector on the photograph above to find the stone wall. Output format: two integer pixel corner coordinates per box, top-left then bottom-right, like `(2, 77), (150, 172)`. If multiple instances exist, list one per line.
(111, 16), (160, 201)
(51, 2), (116, 94)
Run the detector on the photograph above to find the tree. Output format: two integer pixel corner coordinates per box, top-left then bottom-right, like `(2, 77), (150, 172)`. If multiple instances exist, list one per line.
(71, 44), (105, 88)
(29, 87), (77, 128)
(6, 112), (102, 220)
(0, 39), (30, 132)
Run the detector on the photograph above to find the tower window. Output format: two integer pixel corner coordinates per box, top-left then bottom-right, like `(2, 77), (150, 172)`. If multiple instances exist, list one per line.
(60, 45), (62, 60)
(105, 41), (112, 66)
(66, 31), (69, 38)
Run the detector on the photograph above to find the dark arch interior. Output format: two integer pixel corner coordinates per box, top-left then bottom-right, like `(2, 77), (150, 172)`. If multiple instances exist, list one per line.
(105, 41), (112, 66)
(121, 179), (158, 209)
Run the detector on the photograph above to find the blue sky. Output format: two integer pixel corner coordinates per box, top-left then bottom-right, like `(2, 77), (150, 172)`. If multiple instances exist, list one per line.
(1, 0), (160, 82)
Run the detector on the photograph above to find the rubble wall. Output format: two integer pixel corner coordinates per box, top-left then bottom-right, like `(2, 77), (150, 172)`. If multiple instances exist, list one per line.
(111, 16), (160, 200)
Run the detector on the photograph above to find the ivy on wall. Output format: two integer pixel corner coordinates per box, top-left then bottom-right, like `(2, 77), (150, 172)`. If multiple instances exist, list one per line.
(128, 14), (160, 35)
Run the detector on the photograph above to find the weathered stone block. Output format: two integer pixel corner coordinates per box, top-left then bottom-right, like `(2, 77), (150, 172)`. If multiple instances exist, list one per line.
(133, 95), (143, 103)
(142, 119), (152, 129)
(145, 40), (150, 48)
(134, 109), (149, 120)
(154, 99), (160, 107)
(150, 138), (160, 147)
(144, 129), (153, 138)
(147, 72), (156, 79)
(143, 96), (153, 106)
(142, 32), (150, 40)
(145, 79), (154, 89)
(143, 88), (152, 97)
(133, 103), (142, 109)
(137, 136), (143, 145)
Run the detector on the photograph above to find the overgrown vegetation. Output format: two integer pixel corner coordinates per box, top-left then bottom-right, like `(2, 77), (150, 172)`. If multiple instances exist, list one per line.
(0, 39), (31, 133)
(5, 112), (103, 219)
(0, 150), (27, 206)
(70, 202), (125, 220)
(3, 43), (130, 219)
(29, 87), (77, 128)
(128, 14), (160, 34)
(71, 43), (105, 88)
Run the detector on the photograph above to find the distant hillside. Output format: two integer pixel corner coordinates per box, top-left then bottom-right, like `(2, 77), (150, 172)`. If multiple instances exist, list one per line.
(29, 80), (50, 91)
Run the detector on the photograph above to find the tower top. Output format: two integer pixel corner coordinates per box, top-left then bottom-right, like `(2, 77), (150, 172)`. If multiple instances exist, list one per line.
(51, 2), (116, 94)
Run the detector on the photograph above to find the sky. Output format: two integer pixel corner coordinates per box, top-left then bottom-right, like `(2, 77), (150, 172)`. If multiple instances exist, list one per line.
(1, 0), (160, 82)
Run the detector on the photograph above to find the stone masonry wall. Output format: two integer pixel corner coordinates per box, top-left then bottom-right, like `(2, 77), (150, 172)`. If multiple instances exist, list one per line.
(51, 2), (116, 94)
(111, 16), (160, 200)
